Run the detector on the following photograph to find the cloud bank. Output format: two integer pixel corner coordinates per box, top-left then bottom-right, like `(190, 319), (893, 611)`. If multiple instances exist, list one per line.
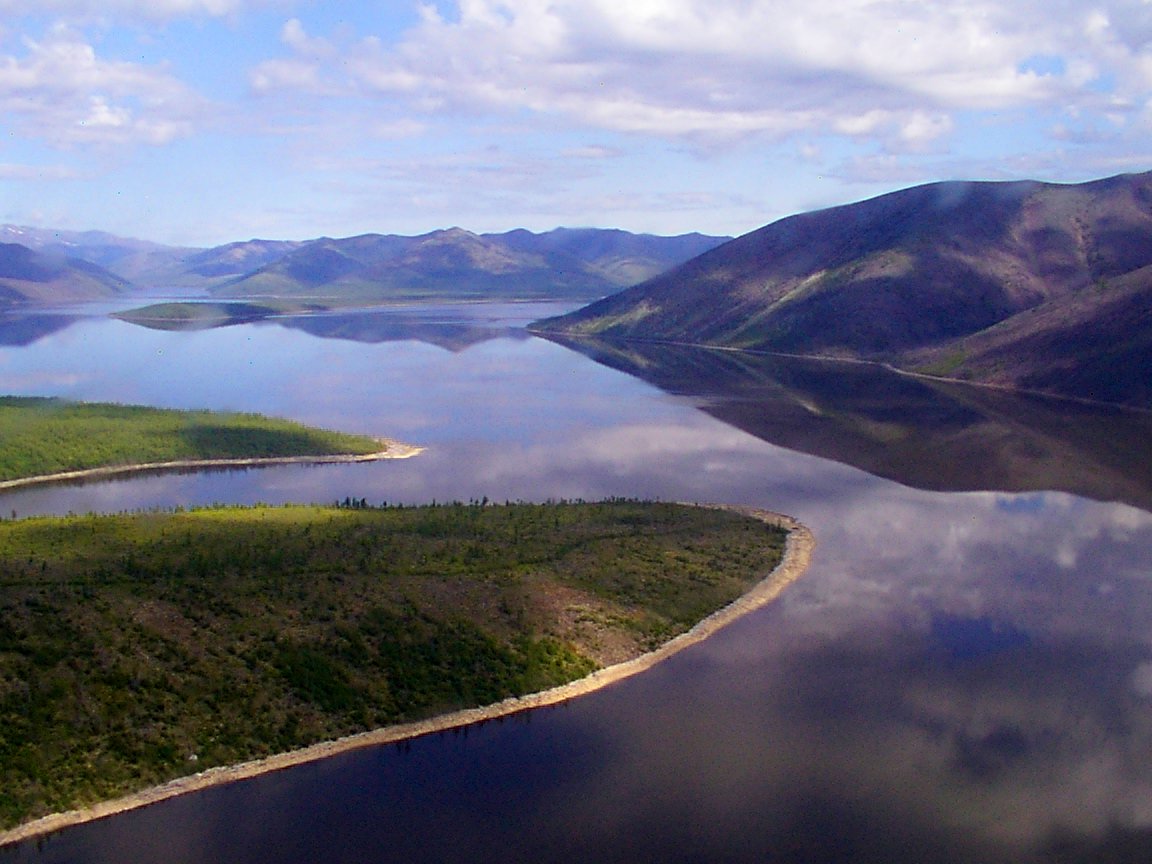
(255, 0), (1152, 151)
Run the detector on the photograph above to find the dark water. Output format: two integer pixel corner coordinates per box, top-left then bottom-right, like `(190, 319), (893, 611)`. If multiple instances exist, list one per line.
(2, 302), (1152, 863)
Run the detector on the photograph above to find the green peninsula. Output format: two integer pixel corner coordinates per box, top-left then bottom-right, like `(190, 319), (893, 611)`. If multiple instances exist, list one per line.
(0, 500), (789, 831)
(0, 397), (389, 486)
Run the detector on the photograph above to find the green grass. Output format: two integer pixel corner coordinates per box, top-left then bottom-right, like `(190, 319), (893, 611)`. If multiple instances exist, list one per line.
(0, 499), (785, 829)
(0, 397), (384, 483)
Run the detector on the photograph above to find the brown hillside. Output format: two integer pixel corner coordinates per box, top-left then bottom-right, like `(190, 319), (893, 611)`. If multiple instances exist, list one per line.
(534, 171), (1152, 407)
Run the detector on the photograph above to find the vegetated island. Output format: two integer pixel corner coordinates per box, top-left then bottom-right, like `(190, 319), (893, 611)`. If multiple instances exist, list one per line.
(111, 300), (352, 331)
(0, 396), (421, 491)
(111, 301), (296, 330)
(0, 499), (814, 844)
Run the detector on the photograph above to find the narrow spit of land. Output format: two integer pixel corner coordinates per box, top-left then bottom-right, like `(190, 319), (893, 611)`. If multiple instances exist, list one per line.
(0, 500), (813, 845)
(0, 396), (421, 490)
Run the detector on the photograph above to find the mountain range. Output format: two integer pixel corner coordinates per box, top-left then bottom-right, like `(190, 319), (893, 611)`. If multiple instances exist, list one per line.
(534, 171), (1152, 408)
(0, 243), (130, 305)
(6, 169), (1151, 408)
(0, 225), (728, 307)
(207, 228), (727, 302)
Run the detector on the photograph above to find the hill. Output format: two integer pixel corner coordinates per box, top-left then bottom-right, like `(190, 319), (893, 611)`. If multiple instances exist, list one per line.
(211, 227), (729, 302)
(0, 243), (130, 306)
(179, 239), (307, 281)
(533, 171), (1152, 407)
(1, 224), (728, 302)
(0, 226), (195, 287)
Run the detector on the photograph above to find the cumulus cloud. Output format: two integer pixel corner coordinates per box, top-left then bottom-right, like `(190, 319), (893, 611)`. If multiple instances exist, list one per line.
(250, 18), (342, 96)
(0, 24), (204, 146)
(249, 0), (1152, 153)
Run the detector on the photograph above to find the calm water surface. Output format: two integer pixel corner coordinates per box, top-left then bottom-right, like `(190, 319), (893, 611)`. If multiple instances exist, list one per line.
(2, 302), (1151, 863)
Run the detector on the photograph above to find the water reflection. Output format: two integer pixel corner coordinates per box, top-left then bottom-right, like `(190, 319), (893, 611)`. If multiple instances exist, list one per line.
(9, 489), (1152, 863)
(275, 306), (537, 351)
(2, 307), (1152, 862)
(115, 300), (558, 351)
(544, 336), (1152, 513)
(0, 313), (78, 347)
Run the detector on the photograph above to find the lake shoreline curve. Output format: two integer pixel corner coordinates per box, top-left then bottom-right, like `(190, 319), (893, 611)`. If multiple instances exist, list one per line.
(0, 440), (426, 492)
(0, 505), (814, 848)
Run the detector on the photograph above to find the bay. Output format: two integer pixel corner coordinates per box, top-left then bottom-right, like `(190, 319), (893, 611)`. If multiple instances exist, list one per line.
(1, 300), (1151, 863)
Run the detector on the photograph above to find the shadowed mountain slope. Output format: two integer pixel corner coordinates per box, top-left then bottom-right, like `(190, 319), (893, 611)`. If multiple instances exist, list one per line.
(0, 226), (195, 287)
(534, 171), (1152, 407)
(0, 244), (130, 306)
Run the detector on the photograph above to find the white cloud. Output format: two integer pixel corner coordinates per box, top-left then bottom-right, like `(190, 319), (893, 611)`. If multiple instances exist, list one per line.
(899, 112), (956, 148)
(0, 161), (78, 179)
(250, 19), (343, 96)
(560, 144), (622, 159)
(0, 24), (203, 146)
(248, 0), (1152, 154)
(250, 57), (327, 94)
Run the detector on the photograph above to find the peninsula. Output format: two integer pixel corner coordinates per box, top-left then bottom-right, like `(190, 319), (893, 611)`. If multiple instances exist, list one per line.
(0, 500), (813, 844)
(0, 396), (418, 489)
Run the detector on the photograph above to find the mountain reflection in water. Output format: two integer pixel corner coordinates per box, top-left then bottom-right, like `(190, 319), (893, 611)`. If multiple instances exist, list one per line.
(544, 335), (1152, 514)
(113, 301), (541, 352)
(0, 313), (77, 347)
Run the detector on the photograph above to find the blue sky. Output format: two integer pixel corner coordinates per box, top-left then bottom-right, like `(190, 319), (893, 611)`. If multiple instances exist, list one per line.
(1, 1), (1151, 247)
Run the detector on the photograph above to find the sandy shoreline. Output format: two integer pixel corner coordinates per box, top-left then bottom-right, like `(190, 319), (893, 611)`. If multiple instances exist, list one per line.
(0, 440), (425, 492)
(0, 505), (814, 848)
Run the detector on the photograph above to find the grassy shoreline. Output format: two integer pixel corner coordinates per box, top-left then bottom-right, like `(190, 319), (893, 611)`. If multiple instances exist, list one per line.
(0, 500), (808, 841)
(0, 440), (423, 493)
(0, 397), (391, 485)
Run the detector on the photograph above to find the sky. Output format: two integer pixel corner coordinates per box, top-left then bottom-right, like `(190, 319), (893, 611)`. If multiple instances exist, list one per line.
(1, 1), (1151, 248)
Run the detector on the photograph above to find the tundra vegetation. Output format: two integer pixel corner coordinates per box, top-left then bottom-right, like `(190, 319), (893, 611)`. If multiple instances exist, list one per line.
(0, 397), (383, 483)
(0, 499), (785, 829)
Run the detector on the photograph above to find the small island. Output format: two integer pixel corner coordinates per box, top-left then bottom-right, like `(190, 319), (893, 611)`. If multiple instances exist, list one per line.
(0, 396), (419, 490)
(111, 301), (326, 331)
(0, 499), (813, 843)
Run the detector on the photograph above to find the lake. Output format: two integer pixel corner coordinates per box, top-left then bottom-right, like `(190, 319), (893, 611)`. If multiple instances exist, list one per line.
(2, 300), (1152, 863)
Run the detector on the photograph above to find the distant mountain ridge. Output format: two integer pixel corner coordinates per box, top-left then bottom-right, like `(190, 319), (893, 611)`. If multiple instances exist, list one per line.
(0, 243), (130, 306)
(0, 224), (729, 304)
(0, 225), (196, 286)
(184, 239), (306, 280)
(534, 171), (1152, 408)
(210, 227), (728, 302)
